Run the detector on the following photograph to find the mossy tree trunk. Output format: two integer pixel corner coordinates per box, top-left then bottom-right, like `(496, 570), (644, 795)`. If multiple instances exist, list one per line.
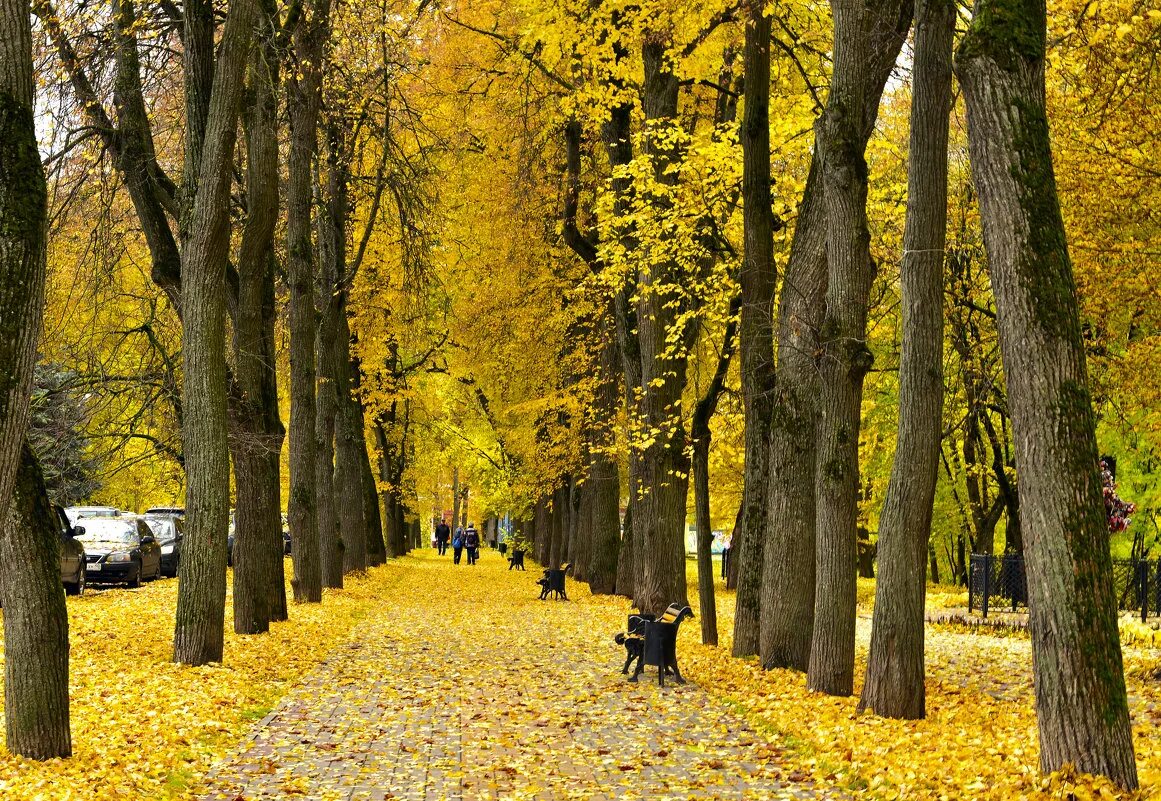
(1, 447), (71, 759)
(956, 0), (1138, 785)
(0, 11), (65, 751)
(860, 0), (953, 719)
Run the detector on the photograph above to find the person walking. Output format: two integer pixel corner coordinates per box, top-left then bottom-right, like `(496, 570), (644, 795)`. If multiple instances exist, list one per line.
(452, 526), (465, 564)
(464, 523), (480, 565)
(435, 519), (451, 555)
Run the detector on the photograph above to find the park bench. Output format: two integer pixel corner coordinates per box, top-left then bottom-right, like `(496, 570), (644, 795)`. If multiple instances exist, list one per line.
(508, 549), (525, 570)
(617, 603), (694, 687)
(537, 562), (572, 600)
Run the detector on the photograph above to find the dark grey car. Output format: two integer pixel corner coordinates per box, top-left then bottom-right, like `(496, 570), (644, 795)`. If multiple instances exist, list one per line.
(55, 505), (86, 595)
(76, 517), (163, 587)
(144, 515), (184, 578)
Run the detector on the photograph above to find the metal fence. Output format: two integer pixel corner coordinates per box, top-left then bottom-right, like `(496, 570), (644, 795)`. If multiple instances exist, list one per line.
(968, 553), (1161, 621)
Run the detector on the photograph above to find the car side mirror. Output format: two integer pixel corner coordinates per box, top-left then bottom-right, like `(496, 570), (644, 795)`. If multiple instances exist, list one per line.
(70, 526), (84, 538)
(141, 535), (156, 545)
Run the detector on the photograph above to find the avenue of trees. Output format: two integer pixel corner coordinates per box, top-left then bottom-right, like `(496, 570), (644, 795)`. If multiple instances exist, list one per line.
(0, 0), (1157, 790)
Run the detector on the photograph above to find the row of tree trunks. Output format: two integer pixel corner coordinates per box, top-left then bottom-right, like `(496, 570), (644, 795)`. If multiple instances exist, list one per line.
(0, 2), (69, 755)
(859, 0), (953, 719)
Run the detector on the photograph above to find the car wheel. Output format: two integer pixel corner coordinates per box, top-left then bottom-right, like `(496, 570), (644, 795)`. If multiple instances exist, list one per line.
(128, 563), (142, 589)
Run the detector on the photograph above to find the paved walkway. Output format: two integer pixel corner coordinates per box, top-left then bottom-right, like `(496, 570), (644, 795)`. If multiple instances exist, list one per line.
(200, 551), (826, 800)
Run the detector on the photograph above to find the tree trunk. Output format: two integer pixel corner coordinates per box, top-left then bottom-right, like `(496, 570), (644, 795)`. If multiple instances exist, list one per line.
(284, 0), (328, 604)
(174, 0), (256, 665)
(335, 310), (367, 573)
(451, 467), (460, 535)
(860, 0), (953, 719)
(361, 424), (386, 566)
(727, 501), (742, 590)
(633, 35), (691, 616)
(587, 332), (622, 594)
(315, 292), (343, 587)
(615, 499), (636, 599)
(807, 0), (880, 698)
(733, 0), (777, 657)
(0, 446), (71, 759)
(231, 21), (286, 634)
(956, 2), (1138, 785)
(763, 0), (912, 676)
(571, 477), (589, 580)
(549, 484), (566, 567)
(0, 8), (67, 754)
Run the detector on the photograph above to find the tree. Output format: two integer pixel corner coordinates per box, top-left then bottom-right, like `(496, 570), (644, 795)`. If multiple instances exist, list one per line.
(860, 0), (954, 719)
(174, 0), (260, 665)
(956, 0), (1138, 785)
(732, 0), (777, 658)
(285, 0), (330, 603)
(0, 0), (71, 754)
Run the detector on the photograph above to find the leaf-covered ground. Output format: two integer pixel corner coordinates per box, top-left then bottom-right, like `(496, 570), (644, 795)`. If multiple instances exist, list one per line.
(2, 550), (1160, 799)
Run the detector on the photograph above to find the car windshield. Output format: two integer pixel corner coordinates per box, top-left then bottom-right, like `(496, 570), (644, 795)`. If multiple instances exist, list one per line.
(144, 518), (176, 543)
(75, 519), (138, 544)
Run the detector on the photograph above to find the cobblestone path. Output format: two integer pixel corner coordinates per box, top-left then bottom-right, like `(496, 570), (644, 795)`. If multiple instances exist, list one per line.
(200, 551), (828, 801)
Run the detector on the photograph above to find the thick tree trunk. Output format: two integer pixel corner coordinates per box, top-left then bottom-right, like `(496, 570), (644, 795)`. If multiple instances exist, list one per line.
(587, 330), (622, 594)
(174, 0), (256, 665)
(807, 0), (880, 698)
(0, 13), (66, 753)
(615, 499), (636, 598)
(956, 2), (1138, 785)
(633, 35), (691, 616)
(361, 421), (386, 566)
(1, 447), (71, 759)
(549, 484), (566, 567)
(763, 0), (912, 675)
(231, 23), (286, 635)
(860, 0), (952, 719)
(284, 0), (328, 604)
(734, 0), (777, 657)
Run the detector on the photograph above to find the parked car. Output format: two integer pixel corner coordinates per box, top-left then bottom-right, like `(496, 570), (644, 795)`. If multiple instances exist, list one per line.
(143, 515), (184, 578)
(55, 505), (87, 595)
(144, 506), (184, 518)
(64, 505), (121, 525)
(75, 517), (162, 587)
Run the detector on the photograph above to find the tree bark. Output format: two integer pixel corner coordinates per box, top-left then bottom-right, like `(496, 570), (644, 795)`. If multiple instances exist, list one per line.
(174, 0), (257, 665)
(0, 9), (66, 754)
(587, 330), (621, 594)
(763, 0), (912, 675)
(315, 290), (343, 587)
(633, 34), (691, 616)
(284, 0), (329, 604)
(807, 0), (881, 698)
(860, 0), (953, 719)
(335, 308), (367, 573)
(956, 0), (1138, 785)
(231, 13), (286, 634)
(734, 0), (777, 658)
(1, 446), (71, 759)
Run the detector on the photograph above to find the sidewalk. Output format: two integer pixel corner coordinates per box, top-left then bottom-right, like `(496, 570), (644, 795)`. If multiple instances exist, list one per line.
(199, 550), (829, 800)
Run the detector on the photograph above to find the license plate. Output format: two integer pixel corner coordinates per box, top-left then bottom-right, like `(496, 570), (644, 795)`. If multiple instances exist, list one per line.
(88, 563), (101, 571)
